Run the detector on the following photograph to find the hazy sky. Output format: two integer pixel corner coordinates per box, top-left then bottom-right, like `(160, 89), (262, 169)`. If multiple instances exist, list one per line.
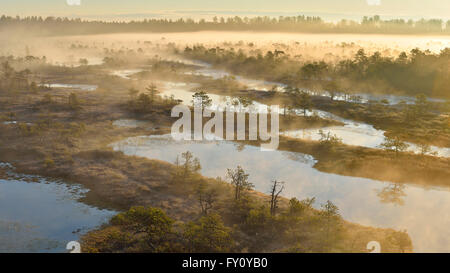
(2, 0), (449, 21)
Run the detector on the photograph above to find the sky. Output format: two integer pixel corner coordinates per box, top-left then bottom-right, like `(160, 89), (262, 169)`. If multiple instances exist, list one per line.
(1, 0), (449, 21)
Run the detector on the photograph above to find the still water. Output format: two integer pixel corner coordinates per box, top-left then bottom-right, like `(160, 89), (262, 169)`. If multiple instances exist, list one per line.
(0, 173), (115, 253)
(112, 134), (450, 253)
(158, 81), (450, 157)
(44, 83), (98, 92)
(111, 69), (144, 79)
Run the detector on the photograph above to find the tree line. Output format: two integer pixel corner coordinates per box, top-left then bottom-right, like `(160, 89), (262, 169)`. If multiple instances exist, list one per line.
(1, 15), (449, 35)
(182, 45), (450, 99)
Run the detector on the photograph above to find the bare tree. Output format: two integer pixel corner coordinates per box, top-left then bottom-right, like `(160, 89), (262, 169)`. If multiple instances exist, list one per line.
(269, 180), (285, 216)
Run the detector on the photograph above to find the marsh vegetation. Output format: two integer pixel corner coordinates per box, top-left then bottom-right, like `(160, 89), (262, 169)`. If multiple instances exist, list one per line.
(0, 15), (449, 253)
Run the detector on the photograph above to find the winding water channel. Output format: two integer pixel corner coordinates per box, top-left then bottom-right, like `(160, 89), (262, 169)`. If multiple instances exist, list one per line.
(2, 40), (448, 252)
(158, 79), (450, 158)
(6, 58), (444, 252)
(111, 61), (450, 252)
(112, 134), (450, 252)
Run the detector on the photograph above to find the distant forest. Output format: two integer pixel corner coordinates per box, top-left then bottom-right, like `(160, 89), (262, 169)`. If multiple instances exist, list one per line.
(182, 45), (450, 99)
(1, 15), (449, 35)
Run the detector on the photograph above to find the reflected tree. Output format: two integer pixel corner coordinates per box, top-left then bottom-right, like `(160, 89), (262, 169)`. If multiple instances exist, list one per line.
(376, 184), (407, 206)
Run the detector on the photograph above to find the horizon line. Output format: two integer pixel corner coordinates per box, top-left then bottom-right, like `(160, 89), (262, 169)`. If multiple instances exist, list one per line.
(2, 10), (449, 23)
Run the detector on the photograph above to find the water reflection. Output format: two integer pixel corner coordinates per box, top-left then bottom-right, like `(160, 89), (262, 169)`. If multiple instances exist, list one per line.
(43, 83), (98, 92)
(0, 176), (115, 253)
(159, 81), (267, 112)
(376, 184), (407, 206)
(313, 90), (445, 105)
(283, 126), (450, 158)
(113, 119), (155, 129)
(111, 69), (144, 79)
(185, 68), (285, 91)
(112, 134), (450, 252)
(159, 81), (450, 158)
